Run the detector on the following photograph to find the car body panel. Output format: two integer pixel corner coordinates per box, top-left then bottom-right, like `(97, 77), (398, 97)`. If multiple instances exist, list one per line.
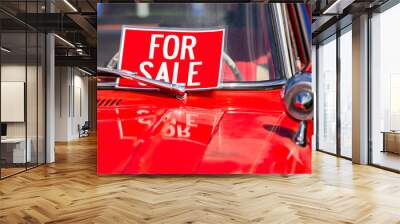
(97, 88), (312, 174)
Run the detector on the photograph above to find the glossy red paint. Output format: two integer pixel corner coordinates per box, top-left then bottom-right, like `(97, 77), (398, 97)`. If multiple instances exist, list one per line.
(97, 88), (313, 174)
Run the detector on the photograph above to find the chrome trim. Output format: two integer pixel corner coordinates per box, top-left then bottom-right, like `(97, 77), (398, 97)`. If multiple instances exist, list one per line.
(97, 67), (187, 98)
(97, 81), (118, 87)
(282, 4), (297, 76)
(98, 79), (286, 91)
(220, 80), (286, 89)
(283, 73), (313, 121)
(272, 4), (294, 79)
(293, 121), (307, 147)
(270, 4), (311, 78)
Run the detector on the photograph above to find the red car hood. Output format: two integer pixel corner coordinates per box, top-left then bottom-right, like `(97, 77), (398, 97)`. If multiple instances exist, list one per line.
(97, 89), (312, 174)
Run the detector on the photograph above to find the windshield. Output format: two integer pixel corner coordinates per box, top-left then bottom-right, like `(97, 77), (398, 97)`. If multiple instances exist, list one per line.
(98, 3), (309, 85)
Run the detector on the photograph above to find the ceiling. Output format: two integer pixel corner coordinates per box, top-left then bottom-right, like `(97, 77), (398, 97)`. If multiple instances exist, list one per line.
(311, 0), (390, 43)
(0, 0), (97, 72)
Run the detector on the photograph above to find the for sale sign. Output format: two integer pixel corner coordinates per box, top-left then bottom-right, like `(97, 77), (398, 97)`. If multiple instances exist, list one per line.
(118, 27), (225, 89)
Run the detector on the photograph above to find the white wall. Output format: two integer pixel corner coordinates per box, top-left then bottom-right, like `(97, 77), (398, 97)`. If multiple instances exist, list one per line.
(1, 63), (46, 164)
(54, 67), (89, 141)
(55, 66), (70, 141)
(1, 65), (38, 138)
(71, 72), (89, 138)
(1, 82), (24, 122)
(1, 64), (26, 81)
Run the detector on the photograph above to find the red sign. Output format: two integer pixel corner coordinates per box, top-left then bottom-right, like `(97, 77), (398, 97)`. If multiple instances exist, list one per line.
(118, 27), (225, 89)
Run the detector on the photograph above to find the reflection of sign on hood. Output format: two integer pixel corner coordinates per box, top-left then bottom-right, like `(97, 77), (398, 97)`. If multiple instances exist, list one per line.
(118, 27), (224, 90)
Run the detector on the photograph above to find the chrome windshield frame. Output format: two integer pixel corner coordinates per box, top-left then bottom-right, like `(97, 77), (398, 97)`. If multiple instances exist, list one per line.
(97, 77), (286, 91)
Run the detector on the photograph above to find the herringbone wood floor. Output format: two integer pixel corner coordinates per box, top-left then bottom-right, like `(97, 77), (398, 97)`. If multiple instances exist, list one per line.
(1, 135), (400, 224)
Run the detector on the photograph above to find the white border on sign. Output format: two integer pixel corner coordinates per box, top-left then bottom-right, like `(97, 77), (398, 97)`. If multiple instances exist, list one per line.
(117, 25), (225, 90)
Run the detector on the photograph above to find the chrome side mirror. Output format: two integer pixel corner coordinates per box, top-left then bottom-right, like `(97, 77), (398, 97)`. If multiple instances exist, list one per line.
(283, 73), (313, 121)
(283, 73), (313, 147)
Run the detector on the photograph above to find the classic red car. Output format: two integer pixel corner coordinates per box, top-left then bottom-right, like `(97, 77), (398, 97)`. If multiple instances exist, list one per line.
(97, 3), (313, 174)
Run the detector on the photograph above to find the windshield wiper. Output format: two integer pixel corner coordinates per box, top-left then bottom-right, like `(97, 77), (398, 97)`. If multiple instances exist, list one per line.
(97, 67), (187, 100)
